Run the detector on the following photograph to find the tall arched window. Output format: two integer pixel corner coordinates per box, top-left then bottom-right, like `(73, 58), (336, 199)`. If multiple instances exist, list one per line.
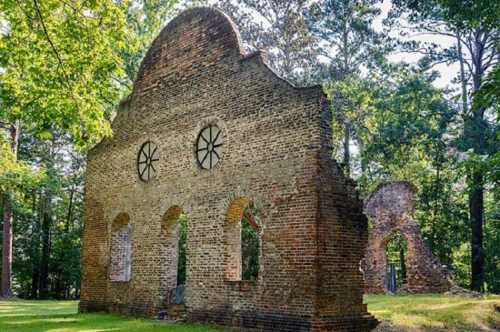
(224, 198), (261, 281)
(159, 206), (188, 304)
(109, 213), (132, 282)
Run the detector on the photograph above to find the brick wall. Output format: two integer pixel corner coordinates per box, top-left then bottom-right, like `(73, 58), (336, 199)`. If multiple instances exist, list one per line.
(362, 182), (450, 294)
(80, 7), (377, 331)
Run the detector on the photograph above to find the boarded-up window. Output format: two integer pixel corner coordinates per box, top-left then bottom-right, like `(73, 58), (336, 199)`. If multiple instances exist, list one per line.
(110, 213), (132, 282)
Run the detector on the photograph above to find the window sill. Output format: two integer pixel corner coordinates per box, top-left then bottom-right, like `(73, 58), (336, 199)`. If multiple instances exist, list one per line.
(224, 279), (257, 292)
(109, 279), (131, 283)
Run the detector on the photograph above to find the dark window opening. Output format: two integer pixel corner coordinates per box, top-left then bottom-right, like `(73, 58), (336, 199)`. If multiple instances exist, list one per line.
(241, 206), (260, 281)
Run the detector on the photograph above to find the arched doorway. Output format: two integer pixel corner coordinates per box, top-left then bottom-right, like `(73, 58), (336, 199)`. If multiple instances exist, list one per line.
(159, 206), (187, 309)
(384, 232), (408, 293)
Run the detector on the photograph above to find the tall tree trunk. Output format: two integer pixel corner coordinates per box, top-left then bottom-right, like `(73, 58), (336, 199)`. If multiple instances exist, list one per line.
(456, 32), (468, 114)
(39, 192), (52, 299)
(1, 122), (19, 298)
(358, 139), (367, 176)
(1, 196), (13, 298)
(65, 189), (74, 232)
(30, 192), (40, 299)
(343, 123), (351, 176)
(469, 31), (485, 291)
(469, 167), (484, 291)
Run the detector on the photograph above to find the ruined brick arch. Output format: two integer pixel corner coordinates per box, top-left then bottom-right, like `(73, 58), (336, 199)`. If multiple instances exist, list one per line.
(109, 213), (132, 282)
(363, 182), (450, 293)
(223, 197), (262, 281)
(159, 205), (185, 304)
(377, 228), (409, 291)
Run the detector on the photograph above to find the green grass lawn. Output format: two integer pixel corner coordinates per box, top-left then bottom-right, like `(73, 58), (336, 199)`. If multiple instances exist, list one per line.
(0, 299), (228, 332)
(366, 294), (500, 331)
(0, 295), (498, 331)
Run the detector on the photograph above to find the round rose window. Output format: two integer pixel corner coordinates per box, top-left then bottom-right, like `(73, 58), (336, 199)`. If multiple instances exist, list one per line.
(137, 141), (159, 182)
(196, 125), (223, 169)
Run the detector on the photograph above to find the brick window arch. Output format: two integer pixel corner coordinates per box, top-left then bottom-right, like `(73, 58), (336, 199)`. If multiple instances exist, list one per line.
(109, 213), (132, 282)
(224, 198), (261, 281)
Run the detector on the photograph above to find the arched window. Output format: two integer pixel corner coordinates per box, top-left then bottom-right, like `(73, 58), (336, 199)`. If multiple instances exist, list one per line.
(160, 206), (188, 302)
(224, 198), (261, 281)
(109, 213), (132, 282)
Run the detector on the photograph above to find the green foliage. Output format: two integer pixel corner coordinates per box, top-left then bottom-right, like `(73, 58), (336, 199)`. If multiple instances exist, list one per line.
(176, 214), (188, 286)
(0, 138), (44, 194)
(385, 232), (408, 289)
(0, 0), (178, 299)
(217, 0), (318, 84)
(306, 0), (387, 80)
(0, 0), (129, 148)
(241, 205), (260, 281)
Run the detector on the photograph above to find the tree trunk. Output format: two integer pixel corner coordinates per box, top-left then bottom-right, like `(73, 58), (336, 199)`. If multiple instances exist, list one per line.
(343, 123), (351, 176)
(469, 30), (485, 292)
(65, 189), (74, 232)
(30, 192), (41, 299)
(1, 122), (19, 298)
(39, 192), (52, 299)
(1, 196), (13, 298)
(456, 32), (468, 114)
(358, 139), (367, 176)
(469, 168), (484, 291)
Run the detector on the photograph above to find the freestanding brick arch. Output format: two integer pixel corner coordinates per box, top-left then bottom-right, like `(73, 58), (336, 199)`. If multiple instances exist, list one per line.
(362, 182), (450, 293)
(80, 7), (377, 331)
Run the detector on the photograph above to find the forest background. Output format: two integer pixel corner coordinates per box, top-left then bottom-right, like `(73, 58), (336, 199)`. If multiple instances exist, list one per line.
(0, 0), (498, 299)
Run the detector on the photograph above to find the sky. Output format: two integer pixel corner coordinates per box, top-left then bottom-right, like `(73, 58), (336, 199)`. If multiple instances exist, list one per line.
(374, 1), (459, 89)
(178, 0), (460, 89)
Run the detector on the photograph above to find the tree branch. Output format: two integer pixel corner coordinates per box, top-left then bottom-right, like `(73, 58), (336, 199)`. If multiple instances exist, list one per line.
(32, 0), (71, 89)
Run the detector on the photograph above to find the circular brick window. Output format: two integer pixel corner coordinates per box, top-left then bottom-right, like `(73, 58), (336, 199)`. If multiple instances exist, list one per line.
(137, 140), (159, 182)
(196, 125), (223, 169)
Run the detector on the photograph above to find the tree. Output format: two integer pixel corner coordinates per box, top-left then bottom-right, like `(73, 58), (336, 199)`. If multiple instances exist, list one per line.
(0, 0), (129, 297)
(391, 0), (499, 292)
(217, 0), (318, 85)
(306, 0), (388, 176)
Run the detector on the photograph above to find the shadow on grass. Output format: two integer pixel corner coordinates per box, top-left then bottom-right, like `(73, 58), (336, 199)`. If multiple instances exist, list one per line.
(0, 300), (228, 332)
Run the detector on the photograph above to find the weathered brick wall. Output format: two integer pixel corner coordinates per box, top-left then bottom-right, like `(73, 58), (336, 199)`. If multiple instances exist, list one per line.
(109, 215), (132, 282)
(362, 182), (450, 294)
(80, 7), (377, 331)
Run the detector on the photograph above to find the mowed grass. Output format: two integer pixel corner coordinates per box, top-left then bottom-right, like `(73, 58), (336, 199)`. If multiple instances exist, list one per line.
(0, 294), (498, 331)
(366, 294), (500, 331)
(0, 299), (228, 332)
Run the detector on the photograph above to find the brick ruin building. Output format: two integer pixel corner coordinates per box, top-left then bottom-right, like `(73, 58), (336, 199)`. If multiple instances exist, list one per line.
(362, 181), (450, 293)
(79, 7), (378, 331)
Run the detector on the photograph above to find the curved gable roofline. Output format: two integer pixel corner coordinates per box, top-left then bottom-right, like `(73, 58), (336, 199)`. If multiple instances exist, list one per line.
(134, 6), (323, 93)
(364, 181), (417, 209)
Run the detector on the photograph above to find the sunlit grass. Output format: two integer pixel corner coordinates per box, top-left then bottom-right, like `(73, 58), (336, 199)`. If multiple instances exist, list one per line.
(0, 299), (228, 332)
(0, 295), (499, 331)
(365, 294), (500, 331)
